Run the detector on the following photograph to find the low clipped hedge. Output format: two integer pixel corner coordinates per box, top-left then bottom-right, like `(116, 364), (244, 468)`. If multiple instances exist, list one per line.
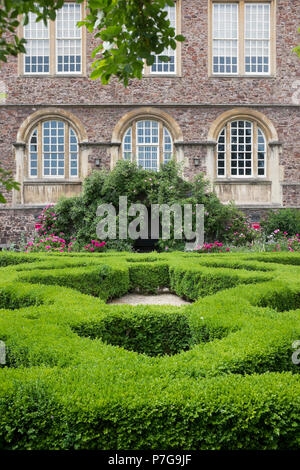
(18, 263), (130, 301)
(72, 306), (194, 356)
(0, 253), (38, 267)
(0, 251), (299, 449)
(169, 263), (272, 301)
(128, 262), (170, 293)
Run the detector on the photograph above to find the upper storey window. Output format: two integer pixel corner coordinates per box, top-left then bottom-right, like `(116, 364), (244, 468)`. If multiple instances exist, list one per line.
(143, 1), (181, 77)
(151, 5), (177, 74)
(211, 1), (274, 76)
(213, 3), (238, 74)
(22, 3), (83, 75)
(245, 3), (270, 74)
(23, 12), (50, 74)
(56, 3), (82, 73)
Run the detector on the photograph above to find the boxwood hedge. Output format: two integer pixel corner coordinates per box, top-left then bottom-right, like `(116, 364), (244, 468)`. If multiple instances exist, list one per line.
(0, 251), (299, 449)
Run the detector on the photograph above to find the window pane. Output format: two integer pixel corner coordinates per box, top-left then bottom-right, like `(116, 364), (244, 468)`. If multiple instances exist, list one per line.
(217, 127), (226, 176)
(138, 146), (159, 171)
(136, 121), (159, 171)
(230, 121), (253, 176)
(257, 127), (266, 176)
(43, 121), (65, 177)
(29, 129), (38, 176)
(122, 127), (132, 161)
(163, 127), (173, 163)
(245, 3), (270, 74)
(136, 121), (159, 145)
(24, 12), (50, 74)
(213, 3), (238, 74)
(69, 128), (78, 177)
(56, 3), (82, 73)
(151, 5), (176, 74)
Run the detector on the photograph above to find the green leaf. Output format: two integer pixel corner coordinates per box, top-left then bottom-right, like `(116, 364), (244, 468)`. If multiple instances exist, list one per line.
(175, 34), (185, 42)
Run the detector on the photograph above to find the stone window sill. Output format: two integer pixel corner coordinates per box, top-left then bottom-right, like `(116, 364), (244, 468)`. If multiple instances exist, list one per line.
(23, 180), (82, 185)
(143, 74), (182, 78)
(214, 179), (272, 185)
(209, 75), (276, 80)
(19, 74), (86, 79)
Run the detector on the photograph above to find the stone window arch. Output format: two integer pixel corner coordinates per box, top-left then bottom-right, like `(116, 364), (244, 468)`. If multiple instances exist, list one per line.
(14, 108), (89, 205)
(28, 120), (79, 179)
(216, 120), (267, 178)
(17, 108), (88, 180)
(111, 108), (184, 171)
(208, 108), (278, 180)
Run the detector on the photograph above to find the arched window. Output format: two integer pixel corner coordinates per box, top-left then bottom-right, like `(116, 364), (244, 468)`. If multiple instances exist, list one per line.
(28, 120), (79, 178)
(216, 120), (266, 178)
(122, 120), (173, 171)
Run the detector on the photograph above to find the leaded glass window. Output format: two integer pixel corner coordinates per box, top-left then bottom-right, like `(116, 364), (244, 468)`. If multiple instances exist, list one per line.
(122, 120), (173, 170)
(217, 120), (266, 178)
(29, 120), (79, 179)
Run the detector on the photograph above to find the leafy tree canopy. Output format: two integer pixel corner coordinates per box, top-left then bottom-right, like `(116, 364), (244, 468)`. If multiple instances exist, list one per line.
(0, 0), (185, 86)
(0, 0), (184, 202)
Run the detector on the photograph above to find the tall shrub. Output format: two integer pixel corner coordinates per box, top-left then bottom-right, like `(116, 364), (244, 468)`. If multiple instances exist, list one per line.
(260, 209), (300, 236)
(46, 161), (253, 250)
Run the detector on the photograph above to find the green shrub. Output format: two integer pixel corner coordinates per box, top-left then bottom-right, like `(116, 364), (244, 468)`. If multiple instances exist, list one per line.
(0, 253), (38, 267)
(168, 263), (271, 301)
(18, 264), (130, 301)
(73, 306), (194, 356)
(40, 161), (250, 248)
(249, 253), (300, 265)
(0, 284), (45, 310)
(129, 262), (170, 293)
(261, 208), (300, 236)
(0, 251), (299, 449)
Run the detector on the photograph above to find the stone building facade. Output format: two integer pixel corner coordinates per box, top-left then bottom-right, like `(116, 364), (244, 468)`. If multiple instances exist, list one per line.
(0, 0), (299, 245)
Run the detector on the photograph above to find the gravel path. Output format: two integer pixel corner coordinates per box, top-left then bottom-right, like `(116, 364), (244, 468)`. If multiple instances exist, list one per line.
(110, 293), (190, 306)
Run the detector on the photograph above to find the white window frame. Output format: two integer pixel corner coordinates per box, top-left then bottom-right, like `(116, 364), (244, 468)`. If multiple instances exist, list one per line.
(23, 12), (50, 75)
(20, 2), (85, 76)
(27, 120), (79, 180)
(216, 120), (267, 179)
(230, 120), (253, 178)
(69, 128), (79, 177)
(150, 4), (177, 75)
(143, 0), (181, 77)
(257, 127), (267, 177)
(29, 128), (39, 178)
(244, 3), (271, 76)
(210, 0), (274, 77)
(212, 3), (239, 76)
(42, 121), (65, 179)
(56, 2), (82, 75)
(121, 120), (174, 171)
(216, 127), (227, 177)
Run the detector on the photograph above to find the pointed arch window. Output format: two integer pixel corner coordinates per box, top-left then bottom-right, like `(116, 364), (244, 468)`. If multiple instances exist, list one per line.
(216, 120), (266, 178)
(122, 120), (173, 171)
(28, 120), (79, 178)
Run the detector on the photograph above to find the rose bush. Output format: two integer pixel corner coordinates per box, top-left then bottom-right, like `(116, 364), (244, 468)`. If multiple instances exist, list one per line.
(194, 241), (230, 253)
